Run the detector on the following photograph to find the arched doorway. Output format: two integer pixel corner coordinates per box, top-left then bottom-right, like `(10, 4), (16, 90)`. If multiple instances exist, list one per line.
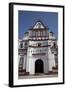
(35, 59), (44, 73)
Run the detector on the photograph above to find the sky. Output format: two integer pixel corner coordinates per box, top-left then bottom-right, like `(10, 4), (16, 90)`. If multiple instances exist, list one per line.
(18, 10), (58, 39)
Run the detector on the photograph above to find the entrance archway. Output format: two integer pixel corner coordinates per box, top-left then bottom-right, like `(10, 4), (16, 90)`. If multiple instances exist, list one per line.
(35, 59), (43, 73)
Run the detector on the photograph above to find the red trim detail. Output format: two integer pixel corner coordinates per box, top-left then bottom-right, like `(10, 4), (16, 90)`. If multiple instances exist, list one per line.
(29, 28), (49, 31)
(30, 36), (48, 38)
(28, 39), (56, 41)
(29, 45), (50, 48)
(32, 53), (46, 55)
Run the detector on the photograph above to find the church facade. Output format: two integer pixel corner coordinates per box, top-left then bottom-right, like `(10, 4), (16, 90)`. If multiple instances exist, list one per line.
(18, 20), (58, 76)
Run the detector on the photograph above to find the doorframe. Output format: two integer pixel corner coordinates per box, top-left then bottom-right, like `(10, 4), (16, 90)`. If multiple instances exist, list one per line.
(35, 59), (44, 74)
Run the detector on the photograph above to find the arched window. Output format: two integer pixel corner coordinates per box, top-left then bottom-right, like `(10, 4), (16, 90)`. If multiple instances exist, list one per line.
(45, 30), (48, 36)
(38, 22), (41, 28)
(40, 31), (43, 36)
(36, 31), (38, 37)
(19, 57), (24, 69)
(38, 31), (40, 36)
(43, 31), (45, 36)
(24, 42), (27, 48)
(20, 42), (23, 48)
(53, 42), (56, 47)
(32, 31), (36, 36)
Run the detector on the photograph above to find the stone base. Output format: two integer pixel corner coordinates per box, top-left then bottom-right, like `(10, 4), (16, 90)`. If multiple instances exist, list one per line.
(44, 71), (58, 75)
(18, 69), (29, 76)
(52, 66), (58, 69)
(18, 72), (29, 76)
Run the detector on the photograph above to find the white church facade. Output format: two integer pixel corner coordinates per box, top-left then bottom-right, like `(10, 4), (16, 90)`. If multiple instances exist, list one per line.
(18, 20), (58, 76)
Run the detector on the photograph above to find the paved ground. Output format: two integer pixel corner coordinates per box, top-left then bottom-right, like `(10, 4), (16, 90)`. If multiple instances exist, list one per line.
(19, 74), (58, 79)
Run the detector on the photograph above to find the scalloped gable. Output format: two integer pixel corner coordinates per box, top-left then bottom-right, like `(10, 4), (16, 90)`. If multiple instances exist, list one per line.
(33, 21), (46, 29)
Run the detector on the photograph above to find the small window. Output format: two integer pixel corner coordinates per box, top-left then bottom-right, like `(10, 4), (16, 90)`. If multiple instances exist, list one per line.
(20, 42), (23, 48)
(53, 42), (56, 47)
(25, 42), (27, 48)
(38, 43), (41, 46)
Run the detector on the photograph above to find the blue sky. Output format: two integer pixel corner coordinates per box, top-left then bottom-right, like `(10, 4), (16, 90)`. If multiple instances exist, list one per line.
(18, 10), (58, 39)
